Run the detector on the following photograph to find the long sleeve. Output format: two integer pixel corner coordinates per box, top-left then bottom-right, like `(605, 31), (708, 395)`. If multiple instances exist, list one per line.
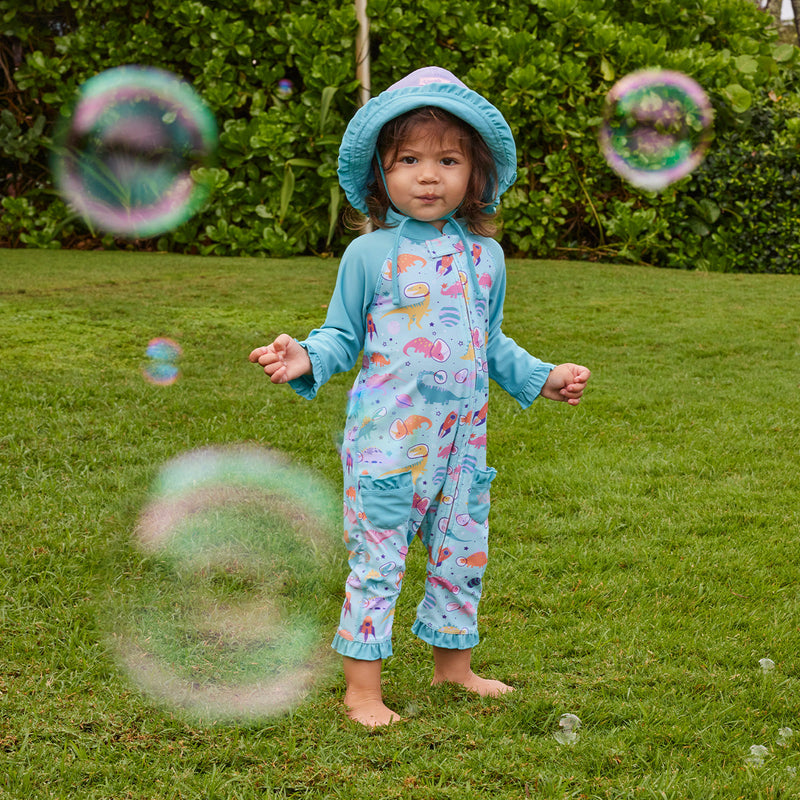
(484, 239), (555, 408)
(288, 231), (391, 399)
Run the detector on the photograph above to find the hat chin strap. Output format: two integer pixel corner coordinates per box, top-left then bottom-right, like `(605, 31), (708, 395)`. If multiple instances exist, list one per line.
(376, 159), (479, 308)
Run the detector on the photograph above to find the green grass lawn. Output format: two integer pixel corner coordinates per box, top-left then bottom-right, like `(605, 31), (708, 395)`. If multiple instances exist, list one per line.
(2, 247), (800, 799)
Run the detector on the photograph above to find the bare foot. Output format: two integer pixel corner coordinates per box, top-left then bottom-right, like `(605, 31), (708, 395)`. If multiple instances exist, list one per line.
(342, 656), (402, 727)
(430, 646), (514, 697)
(345, 692), (402, 727)
(431, 671), (514, 697)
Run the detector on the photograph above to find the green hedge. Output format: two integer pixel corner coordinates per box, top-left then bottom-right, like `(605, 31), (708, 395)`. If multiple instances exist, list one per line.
(1, 0), (799, 269)
(660, 92), (800, 273)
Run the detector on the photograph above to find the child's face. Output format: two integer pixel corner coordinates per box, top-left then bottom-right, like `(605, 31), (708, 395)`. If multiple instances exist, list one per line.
(382, 120), (472, 231)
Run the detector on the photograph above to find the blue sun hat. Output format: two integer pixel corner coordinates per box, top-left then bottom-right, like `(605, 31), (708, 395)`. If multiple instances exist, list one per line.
(337, 66), (517, 215)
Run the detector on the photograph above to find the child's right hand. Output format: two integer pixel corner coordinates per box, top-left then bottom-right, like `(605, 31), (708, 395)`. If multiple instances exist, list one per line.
(249, 334), (312, 384)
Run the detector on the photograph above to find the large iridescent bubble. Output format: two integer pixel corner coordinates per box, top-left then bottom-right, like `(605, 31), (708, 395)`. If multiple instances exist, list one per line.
(599, 69), (714, 191)
(111, 446), (340, 722)
(52, 66), (217, 238)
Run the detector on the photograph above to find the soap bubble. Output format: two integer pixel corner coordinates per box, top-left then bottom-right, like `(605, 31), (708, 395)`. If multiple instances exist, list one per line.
(746, 744), (769, 767)
(778, 727), (794, 748)
(143, 337), (182, 386)
(111, 445), (340, 722)
(277, 79), (294, 98)
(554, 713), (582, 745)
(52, 66), (217, 238)
(599, 69), (713, 191)
(759, 657), (776, 673)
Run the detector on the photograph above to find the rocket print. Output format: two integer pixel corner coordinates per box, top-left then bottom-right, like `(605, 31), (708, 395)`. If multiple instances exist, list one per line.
(359, 616), (376, 641)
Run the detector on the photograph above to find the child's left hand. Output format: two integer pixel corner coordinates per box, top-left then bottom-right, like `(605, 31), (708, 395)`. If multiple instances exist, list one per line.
(540, 363), (591, 406)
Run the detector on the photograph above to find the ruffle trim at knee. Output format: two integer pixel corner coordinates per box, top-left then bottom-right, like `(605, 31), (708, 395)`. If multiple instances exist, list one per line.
(411, 620), (479, 650)
(331, 632), (394, 660)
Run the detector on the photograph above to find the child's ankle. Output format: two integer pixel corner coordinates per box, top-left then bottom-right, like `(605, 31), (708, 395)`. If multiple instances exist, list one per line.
(342, 656), (401, 727)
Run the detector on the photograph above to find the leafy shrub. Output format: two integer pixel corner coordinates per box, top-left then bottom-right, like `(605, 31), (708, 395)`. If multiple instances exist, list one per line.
(1, 0), (358, 256)
(1, 0), (799, 268)
(659, 92), (800, 273)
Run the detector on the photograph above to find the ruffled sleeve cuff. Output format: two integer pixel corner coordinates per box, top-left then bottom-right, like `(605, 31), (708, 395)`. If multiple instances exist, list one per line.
(287, 343), (327, 400)
(515, 361), (556, 409)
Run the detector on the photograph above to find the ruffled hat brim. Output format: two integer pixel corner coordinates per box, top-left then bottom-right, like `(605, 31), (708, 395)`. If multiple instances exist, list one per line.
(337, 67), (517, 215)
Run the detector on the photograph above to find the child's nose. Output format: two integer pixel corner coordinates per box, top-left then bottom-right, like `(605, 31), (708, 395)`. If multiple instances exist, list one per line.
(418, 164), (440, 183)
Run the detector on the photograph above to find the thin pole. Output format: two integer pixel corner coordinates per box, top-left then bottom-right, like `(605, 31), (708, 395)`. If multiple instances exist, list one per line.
(354, 0), (372, 231)
(355, 0), (371, 108)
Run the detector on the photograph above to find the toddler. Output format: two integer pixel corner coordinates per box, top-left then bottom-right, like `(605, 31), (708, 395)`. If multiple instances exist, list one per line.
(250, 67), (590, 727)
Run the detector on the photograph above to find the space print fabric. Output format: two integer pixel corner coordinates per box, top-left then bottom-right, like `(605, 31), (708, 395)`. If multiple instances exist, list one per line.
(333, 231), (498, 659)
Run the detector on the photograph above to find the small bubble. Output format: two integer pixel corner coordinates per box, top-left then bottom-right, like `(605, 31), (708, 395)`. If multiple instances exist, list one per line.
(746, 744), (769, 767)
(277, 78), (294, 98)
(554, 713), (581, 745)
(778, 727), (794, 747)
(759, 657), (776, 673)
(143, 337), (182, 386)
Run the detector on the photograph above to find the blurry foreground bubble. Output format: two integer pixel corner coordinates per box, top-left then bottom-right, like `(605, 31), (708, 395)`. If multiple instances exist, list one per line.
(599, 69), (713, 191)
(143, 337), (182, 386)
(554, 713), (582, 745)
(52, 65), (217, 238)
(747, 744), (770, 767)
(759, 657), (776, 673)
(111, 445), (339, 722)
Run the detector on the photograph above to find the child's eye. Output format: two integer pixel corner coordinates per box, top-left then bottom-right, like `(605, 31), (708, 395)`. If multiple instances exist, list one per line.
(441, 157), (460, 166)
(399, 156), (417, 165)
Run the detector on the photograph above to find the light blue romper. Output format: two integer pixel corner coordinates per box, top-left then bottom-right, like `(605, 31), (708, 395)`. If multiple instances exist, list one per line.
(289, 214), (554, 659)
(286, 66), (555, 660)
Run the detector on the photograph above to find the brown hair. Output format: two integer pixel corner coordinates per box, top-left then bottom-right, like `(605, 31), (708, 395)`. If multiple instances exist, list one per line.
(346, 106), (499, 237)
